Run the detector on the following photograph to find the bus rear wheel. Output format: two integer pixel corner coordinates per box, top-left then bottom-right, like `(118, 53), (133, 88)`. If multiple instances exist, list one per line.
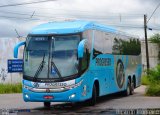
(130, 79), (135, 95)
(44, 102), (51, 108)
(124, 79), (131, 96)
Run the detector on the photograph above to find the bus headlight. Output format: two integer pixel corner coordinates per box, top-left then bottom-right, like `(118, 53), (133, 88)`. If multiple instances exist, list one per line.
(25, 94), (29, 98)
(23, 84), (32, 90)
(69, 94), (76, 99)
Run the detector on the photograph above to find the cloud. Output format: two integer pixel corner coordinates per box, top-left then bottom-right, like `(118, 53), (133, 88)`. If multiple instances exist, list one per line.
(0, 0), (159, 38)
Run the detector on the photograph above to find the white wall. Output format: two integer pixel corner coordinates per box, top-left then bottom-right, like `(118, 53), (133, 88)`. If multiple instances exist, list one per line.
(0, 38), (24, 84)
(141, 40), (160, 70)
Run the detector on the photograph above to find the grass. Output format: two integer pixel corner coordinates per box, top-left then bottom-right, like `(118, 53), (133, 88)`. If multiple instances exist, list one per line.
(146, 84), (160, 96)
(0, 83), (22, 94)
(141, 75), (150, 85)
(142, 65), (160, 96)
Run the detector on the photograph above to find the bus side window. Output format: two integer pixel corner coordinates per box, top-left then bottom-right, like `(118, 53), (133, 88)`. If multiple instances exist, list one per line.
(81, 30), (92, 72)
(93, 30), (104, 58)
(81, 47), (90, 72)
(112, 37), (141, 55)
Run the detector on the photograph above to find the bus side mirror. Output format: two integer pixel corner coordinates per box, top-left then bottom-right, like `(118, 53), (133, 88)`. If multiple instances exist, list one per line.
(78, 39), (86, 58)
(14, 41), (25, 58)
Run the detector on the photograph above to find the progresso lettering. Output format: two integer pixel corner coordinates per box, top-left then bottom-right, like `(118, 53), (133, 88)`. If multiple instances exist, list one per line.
(96, 58), (111, 66)
(45, 82), (67, 87)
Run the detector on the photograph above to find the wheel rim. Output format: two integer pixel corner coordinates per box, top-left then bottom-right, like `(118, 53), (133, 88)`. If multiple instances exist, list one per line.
(127, 83), (130, 95)
(131, 81), (134, 94)
(127, 85), (130, 95)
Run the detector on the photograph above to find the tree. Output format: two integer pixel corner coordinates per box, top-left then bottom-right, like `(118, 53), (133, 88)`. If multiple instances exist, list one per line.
(149, 33), (160, 63)
(150, 33), (160, 44)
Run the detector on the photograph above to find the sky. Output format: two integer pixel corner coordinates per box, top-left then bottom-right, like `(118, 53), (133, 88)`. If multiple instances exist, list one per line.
(0, 0), (160, 39)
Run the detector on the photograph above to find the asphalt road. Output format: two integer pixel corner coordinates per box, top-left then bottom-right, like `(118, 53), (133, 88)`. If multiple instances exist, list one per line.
(0, 85), (160, 115)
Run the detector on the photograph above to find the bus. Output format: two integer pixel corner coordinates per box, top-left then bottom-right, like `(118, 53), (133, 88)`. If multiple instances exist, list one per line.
(14, 20), (142, 108)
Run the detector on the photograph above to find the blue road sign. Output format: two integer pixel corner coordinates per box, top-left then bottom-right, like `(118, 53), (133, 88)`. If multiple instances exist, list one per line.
(8, 59), (23, 73)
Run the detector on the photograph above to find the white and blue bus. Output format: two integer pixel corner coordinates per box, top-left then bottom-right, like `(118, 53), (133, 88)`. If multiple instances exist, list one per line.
(14, 20), (142, 107)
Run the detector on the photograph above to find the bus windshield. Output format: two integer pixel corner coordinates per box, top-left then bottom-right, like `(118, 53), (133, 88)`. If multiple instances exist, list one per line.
(24, 35), (80, 80)
(51, 35), (79, 78)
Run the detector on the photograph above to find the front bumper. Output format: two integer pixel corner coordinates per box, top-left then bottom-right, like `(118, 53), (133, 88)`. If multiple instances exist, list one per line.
(23, 85), (83, 102)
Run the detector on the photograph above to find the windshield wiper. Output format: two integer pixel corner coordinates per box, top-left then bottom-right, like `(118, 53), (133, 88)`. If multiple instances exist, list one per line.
(33, 53), (46, 81)
(51, 59), (63, 80)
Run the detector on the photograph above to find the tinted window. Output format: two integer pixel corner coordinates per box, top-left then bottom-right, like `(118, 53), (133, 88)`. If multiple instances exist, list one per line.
(82, 30), (92, 71)
(112, 37), (141, 55)
(93, 30), (113, 58)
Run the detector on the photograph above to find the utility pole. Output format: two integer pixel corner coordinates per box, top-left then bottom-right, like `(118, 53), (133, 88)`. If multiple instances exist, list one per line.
(144, 14), (150, 70)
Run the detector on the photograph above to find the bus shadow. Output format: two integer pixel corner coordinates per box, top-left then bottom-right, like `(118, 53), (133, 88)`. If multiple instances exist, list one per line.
(97, 92), (127, 104)
(34, 92), (129, 113)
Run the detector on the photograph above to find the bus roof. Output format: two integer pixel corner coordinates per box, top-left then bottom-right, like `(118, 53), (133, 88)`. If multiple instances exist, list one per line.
(29, 20), (117, 35)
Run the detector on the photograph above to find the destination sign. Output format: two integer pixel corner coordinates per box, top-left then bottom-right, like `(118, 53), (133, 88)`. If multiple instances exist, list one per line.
(8, 59), (23, 73)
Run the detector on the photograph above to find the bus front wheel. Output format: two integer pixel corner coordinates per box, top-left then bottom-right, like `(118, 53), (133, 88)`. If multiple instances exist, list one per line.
(44, 102), (51, 108)
(88, 84), (97, 106)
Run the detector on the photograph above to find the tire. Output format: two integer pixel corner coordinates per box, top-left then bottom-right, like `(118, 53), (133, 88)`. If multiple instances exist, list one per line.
(124, 79), (131, 96)
(130, 79), (134, 95)
(44, 102), (51, 108)
(88, 84), (97, 106)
